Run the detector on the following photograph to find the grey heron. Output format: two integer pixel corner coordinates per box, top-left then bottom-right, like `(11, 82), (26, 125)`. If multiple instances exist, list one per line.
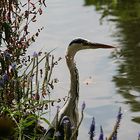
(44, 38), (115, 140)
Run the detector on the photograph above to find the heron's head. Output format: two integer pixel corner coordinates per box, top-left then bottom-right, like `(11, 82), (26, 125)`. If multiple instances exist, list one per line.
(66, 38), (115, 58)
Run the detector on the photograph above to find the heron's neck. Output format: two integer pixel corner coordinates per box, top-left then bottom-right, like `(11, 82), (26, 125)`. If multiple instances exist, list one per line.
(66, 55), (79, 100)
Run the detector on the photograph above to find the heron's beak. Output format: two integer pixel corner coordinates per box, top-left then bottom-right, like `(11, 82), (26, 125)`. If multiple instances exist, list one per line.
(89, 42), (115, 49)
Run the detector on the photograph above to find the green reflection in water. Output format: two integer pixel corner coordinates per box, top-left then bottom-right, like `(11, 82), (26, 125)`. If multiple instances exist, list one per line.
(84, 0), (140, 124)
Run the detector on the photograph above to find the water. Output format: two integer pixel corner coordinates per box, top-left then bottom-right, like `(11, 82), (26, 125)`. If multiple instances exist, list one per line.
(26, 0), (140, 139)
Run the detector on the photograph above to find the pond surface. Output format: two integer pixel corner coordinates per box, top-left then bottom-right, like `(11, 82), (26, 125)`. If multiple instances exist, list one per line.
(27, 0), (140, 139)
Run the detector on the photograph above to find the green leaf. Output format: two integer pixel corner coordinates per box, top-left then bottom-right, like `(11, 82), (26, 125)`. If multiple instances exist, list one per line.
(40, 117), (51, 127)
(22, 119), (36, 128)
(21, 114), (37, 128)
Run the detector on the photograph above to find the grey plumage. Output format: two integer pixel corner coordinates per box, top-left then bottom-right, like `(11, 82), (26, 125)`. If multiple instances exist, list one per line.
(43, 38), (114, 140)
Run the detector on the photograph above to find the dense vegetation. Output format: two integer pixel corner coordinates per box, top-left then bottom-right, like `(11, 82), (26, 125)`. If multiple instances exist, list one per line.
(0, 0), (57, 139)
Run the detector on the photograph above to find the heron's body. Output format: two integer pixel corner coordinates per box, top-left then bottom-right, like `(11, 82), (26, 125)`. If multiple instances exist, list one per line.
(44, 38), (114, 140)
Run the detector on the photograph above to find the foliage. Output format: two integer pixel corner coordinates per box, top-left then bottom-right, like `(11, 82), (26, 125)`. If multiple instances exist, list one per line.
(89, 107), (122, 140)
(0, 0), (61, 139)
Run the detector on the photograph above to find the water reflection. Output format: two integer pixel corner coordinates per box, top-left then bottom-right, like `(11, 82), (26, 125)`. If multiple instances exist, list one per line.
(84, 0), (140, 123)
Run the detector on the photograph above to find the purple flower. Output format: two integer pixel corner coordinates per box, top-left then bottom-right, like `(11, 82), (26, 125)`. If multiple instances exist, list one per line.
(3, 73), (9, 82)
(56, 105), (60, 109)
(33, 51), (38, 57)
(98, 126), (104, 140)
(117, 107), (122, 120)
(56, 105), (60, 112)
(138, 132), (140, 140)
(88, 117), (95, 138)
(82, 101), (86, 111)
